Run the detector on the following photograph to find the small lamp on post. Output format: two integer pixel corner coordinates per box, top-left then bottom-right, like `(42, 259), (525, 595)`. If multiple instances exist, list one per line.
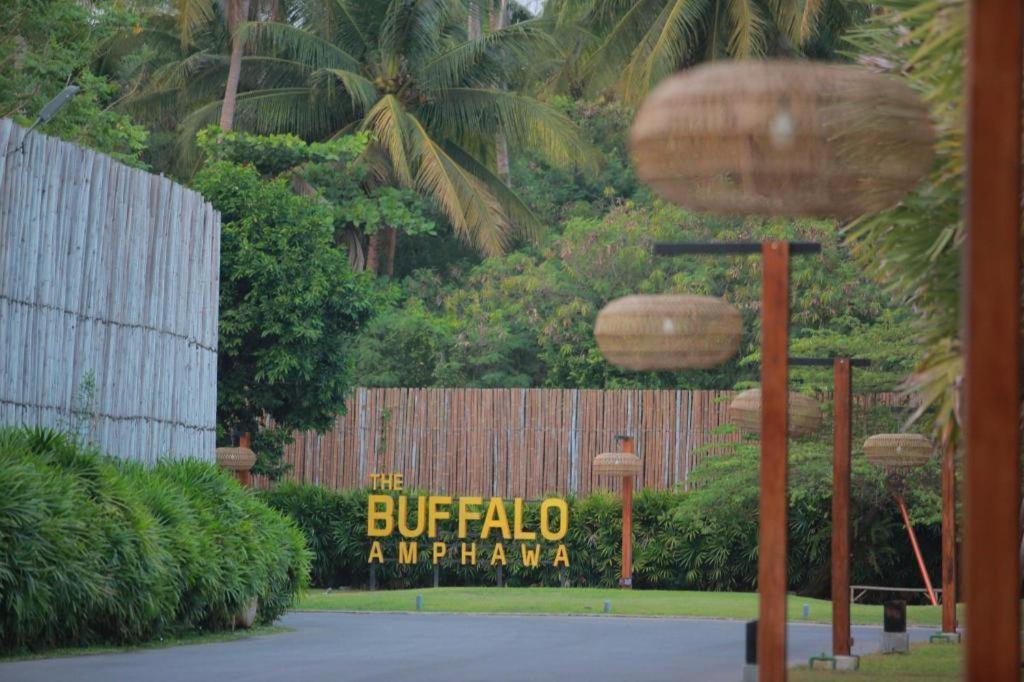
(594, 435), (643, 589)
(216, 430), (256, 487)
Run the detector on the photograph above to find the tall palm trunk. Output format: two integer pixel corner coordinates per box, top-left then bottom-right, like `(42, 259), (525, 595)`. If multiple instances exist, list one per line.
(365, 231), (382, 274)
(382, 227), (397, 277)
(219, 0), (252, 131)
(468, 1), (482, 39)
(491, 0), (511, 186)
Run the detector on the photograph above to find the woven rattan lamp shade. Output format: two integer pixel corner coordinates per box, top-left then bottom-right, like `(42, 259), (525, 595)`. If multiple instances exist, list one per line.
(629, 60), (934, 218)
(594, 295), (742, 371)
(594, 451), (643, 477)
(216, 446), (257, 471)
(727, 388), (823, 437)
(863, 433), (933, 469)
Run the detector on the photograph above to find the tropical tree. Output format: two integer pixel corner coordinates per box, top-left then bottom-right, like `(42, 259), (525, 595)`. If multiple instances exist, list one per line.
(842, 0), (967, 440)
(168, 0), (270, 131)
(174, 0), (596, 259)
(541, 0), (868, 103)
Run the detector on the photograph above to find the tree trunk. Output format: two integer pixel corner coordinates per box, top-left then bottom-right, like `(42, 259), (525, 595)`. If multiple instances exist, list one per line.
(383, 227), (398, 277)
(342, 228), (365, 272)
(491, 0), (511, 187)
(1018, 497), (1024, 585)
(219, 0), (252, 131)
(365, 231), (382, 274)
(495, 130), (511, 187)
(468, 2), (482, 40)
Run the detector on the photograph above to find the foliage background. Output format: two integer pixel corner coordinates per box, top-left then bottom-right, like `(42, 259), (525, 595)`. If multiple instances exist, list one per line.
(261, 429), (942, 599)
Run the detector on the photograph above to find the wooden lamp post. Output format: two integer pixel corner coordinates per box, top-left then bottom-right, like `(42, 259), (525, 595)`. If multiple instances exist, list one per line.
(594, 436), (643, 588)
(629, 59), (933, 682)
(727, 357), (869, 662)
(863, 433), (937, 605)
(963, 2), (1021, 678)
(938, 422), (957, 638)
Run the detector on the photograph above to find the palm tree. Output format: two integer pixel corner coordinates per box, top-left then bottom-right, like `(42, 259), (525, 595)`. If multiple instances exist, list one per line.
(176, 0), (595, 259)
(165, 0), (249, 129)
(542, 0), (866, 104)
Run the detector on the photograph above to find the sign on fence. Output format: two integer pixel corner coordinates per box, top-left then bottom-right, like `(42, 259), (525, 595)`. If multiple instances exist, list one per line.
(366, 472), (570, 568)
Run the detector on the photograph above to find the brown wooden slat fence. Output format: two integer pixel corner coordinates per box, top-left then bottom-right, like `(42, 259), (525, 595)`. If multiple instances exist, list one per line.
(259, 388), (905, 496)
(0, 119), (220, 462)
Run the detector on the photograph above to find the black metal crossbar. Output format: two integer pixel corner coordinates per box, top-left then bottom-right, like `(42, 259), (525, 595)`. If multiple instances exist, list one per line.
(789, 357), (871, 367)
(653, 241), (822, 256)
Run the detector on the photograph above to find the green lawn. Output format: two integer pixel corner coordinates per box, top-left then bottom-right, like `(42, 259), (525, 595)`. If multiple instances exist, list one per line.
(792, 642), (965, 681)
(0, 625), (291, 662)
(296, 587), (949, 627)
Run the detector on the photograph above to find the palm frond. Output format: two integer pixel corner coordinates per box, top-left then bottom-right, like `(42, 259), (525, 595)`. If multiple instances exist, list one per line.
(799, 0), (824, 42)
(361, 95), (416, 186)
(417, 18), (553, 91)
(580, 0), (663, 97)
(767, 0), (800, 44)
(325, 0), (374, 54)
(180, 87), (333, 139)
(240, 21), (363, 71)
(151, 50), (227, 89)
(403, 115), (515, 256)
(424, 87), (599, 172)
(621, 0), (710, 103)
(443, 143), (543, 242)
(175, 0), (217, 48)
(309, 68), (380, 112)
(727, 0), (769, 56)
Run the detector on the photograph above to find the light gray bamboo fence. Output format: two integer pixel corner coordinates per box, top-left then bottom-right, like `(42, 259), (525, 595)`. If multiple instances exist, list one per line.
(261, 387), (905, 496)
(0, 119), (220, 462)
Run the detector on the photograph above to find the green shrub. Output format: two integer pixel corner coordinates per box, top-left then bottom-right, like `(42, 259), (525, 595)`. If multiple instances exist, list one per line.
(0, 427), (310, 653)
(261, 442), (940, 597)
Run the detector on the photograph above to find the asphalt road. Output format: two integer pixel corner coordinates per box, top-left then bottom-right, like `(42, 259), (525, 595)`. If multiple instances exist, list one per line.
(0, 612), (932, 682)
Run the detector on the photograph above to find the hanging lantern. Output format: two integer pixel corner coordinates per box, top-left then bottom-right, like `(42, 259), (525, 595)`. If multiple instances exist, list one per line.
(593, 451), (643, 477)
(594, 295), (742, 370)
(727, 388), (823, 437)
(215, 445), (256, 472)
(863, 433), (933, 469)
(629, 60), (934, 218)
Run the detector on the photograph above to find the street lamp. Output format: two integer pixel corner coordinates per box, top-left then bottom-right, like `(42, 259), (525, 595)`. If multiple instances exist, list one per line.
(594, 435), (643, 589)
(863, 433), (937, 606)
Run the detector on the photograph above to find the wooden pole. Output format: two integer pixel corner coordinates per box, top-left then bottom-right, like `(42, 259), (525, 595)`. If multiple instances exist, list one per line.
(894, 491), (938, 606)
(831, 358), (852, 656)
(621, 436), (635, 589)
(941, 429), (957, 633)
(759, 241), (789, 682)
(237, 431), (253, 487)
(964, 0), (1022, 678)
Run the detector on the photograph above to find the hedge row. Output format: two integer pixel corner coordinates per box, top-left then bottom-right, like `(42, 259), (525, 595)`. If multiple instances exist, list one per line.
(0, 427), (310, 653)
(260, 441), (943, 598)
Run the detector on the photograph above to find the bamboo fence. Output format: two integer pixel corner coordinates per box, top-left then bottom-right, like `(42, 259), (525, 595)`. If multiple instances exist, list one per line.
(0, 119), (220, 462)
(260, 387), (905, 496)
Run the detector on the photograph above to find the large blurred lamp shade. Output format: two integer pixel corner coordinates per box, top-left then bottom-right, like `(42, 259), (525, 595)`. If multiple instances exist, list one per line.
(594, 295), (741, 370)
(629, 60), (934, 218)
(727, 388), (823, 437)
(863, 433), (933, 469)
(593, 451), (643, 477)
